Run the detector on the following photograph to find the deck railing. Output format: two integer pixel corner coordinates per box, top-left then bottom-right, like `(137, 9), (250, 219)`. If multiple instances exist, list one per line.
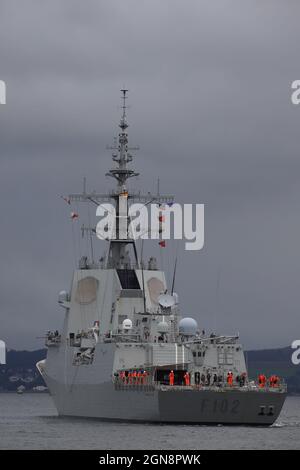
(113, 376), (287, 393)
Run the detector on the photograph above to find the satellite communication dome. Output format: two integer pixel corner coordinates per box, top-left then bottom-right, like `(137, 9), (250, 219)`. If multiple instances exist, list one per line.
(58, 290), (68, 303)
(172, 292), (179, 304)
(157, 321), (169, 334)
(178, 317), (198, 336)
(122, 318), (133, 331)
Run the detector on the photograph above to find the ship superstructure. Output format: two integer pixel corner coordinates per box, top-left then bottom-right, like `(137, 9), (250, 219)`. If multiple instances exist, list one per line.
(38, 91), (287, 424)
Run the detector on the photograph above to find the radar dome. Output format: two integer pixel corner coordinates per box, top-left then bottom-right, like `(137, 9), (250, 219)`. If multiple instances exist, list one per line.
(122, 318), (132, 331)
(178, 317), (198, 336)
(157, 321), (169, 334)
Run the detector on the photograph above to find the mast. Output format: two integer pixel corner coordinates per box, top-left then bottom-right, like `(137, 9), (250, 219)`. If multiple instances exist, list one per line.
(68, 90), (174, 269)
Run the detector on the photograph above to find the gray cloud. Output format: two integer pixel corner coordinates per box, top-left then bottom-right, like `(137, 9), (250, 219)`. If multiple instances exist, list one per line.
(1, 0), (300, 349)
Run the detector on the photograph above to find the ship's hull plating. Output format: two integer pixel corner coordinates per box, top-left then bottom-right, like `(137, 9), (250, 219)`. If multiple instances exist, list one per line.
(44, 374), (286, 425)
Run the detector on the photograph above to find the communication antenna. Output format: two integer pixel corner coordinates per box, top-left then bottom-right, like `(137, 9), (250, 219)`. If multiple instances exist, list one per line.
(171, 257), (178, 295)
(158, 293), (175, 309)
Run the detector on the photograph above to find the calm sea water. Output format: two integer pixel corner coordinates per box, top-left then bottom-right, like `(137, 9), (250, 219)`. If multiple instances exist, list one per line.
(0, 393), (299, 450)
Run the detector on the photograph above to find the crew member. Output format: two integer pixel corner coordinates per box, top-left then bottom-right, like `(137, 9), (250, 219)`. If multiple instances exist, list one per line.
(240, 372), (246, 387)
(169, 370), (175, 386)
(184, 371), (190, 386)
(128, 371), (133, 385)
(206, 371), (211, 386)
(123, 371), (128, 384)
(271, 375), (279, 387)
(119, 371), (125, 384)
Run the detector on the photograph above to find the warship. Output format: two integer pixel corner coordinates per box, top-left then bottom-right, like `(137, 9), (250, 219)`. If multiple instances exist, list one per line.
(37, 91), (287, 424)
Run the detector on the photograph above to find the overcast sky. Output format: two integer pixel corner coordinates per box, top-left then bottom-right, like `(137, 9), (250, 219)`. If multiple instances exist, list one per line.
(1, 0), (300, 350)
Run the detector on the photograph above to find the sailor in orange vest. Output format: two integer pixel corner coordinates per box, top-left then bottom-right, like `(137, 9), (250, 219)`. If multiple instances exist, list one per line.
(128, 371), (133, 385)
(184, 371), (190, 386)
(227, 371), (233, 386)
(258, 374), (266, 388)
(272, 375), (279, 387)
(137, 370), (142, 385)
(269, 375), (275, 387)
(132, 370), (137, 385)
(169, 370), (175, 386)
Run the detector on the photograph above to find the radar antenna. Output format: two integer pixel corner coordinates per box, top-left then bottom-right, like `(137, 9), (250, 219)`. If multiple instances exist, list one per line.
(67, 90), (174, 268)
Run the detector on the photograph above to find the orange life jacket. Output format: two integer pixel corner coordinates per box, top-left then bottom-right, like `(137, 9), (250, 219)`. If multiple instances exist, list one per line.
(184, 373), (190, 386)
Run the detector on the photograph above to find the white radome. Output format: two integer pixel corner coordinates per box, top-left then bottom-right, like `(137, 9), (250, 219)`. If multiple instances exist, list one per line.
(0, 340), (6, 365)
(178, 317), (198, 336)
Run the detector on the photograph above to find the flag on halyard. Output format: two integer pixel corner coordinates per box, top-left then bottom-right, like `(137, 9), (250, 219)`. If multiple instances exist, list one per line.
(61, 195), (71, 205)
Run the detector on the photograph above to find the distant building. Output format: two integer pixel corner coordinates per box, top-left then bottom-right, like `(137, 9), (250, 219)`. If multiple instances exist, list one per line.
(0, 340), (5, 365)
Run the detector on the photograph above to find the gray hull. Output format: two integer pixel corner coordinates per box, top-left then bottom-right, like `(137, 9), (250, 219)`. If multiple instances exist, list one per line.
(44, 375), (286, 425)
